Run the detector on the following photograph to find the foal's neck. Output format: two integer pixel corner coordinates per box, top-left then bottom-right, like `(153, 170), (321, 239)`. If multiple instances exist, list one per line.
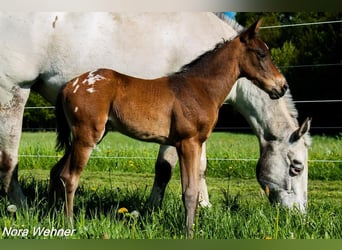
(174, 40), (241, 108)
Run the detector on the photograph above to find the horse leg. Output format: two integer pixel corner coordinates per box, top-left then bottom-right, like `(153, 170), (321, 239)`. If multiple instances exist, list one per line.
(0, 87), (30, 207)
(177, 138), (201, 238)
(58, 126), (101, 222)
(146, 145), (178, 208)
(198, 143), (211, 207)
(147, 142), (211, 209)
(54, 116), (106, 221)
(48, 152), (71, 210)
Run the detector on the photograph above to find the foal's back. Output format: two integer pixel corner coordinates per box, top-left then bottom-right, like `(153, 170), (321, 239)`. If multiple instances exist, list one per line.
(62, 69), (177, 144)
(62, 67), (218, 145)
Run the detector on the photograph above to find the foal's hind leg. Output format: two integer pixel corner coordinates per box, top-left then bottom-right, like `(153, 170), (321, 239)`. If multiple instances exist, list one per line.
(60, 141), (94, 221)
(48, 152), (71, 210)
(59, 124), (106, 221)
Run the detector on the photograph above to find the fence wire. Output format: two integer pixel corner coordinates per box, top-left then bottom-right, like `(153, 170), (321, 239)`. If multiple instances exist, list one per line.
(18, 154), (342, 164)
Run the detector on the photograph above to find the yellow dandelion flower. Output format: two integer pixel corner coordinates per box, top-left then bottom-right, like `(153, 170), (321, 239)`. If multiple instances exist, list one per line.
(128, 160), (135, 168)
(118, 207), (128, 214)
(102, 233), (110, 239)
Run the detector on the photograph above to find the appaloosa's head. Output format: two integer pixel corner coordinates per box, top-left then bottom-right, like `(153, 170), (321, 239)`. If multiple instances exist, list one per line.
(237, 18), (288, 99)
(257, 118), (311, 212)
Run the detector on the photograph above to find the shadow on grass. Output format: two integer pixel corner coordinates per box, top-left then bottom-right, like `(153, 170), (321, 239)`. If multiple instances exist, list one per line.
(4, 174), (244, 219)
(11, 175), (152, 221)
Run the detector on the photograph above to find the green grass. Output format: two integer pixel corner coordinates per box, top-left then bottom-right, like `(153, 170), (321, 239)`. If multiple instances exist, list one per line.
(0, 170), (341, 239)
(308, 134), (342, 180)
(1, 131), (340, 239)
(18, 131), (342, 179)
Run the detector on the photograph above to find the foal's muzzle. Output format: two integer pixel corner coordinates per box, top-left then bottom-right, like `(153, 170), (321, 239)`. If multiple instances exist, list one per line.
(269, 82), (288, 99)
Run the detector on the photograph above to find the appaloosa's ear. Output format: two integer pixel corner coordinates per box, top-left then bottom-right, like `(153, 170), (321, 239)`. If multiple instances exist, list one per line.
(291, 117), (312, 142)
(240, 18), (262, 43)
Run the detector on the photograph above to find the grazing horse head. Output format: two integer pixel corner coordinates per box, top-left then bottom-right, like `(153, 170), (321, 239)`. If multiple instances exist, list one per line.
(228, 78), (311, 211)
(237, 19), (288, 99)
(257, 117), (311, 211)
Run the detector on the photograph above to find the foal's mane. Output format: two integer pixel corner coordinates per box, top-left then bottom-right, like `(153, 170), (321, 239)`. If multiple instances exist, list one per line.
(171, 40), (228, 76)
(170, 14), (255, 77)
(176, 12), (243, 75)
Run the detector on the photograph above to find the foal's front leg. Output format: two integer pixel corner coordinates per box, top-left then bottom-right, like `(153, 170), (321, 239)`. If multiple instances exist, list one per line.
(177, 138), (202, 238)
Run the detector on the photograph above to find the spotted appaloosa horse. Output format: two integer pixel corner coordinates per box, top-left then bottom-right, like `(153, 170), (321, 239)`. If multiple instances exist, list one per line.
(1, 12), (240, 207)
(51, 19), (288, 237)
(0, 12), (308, 227)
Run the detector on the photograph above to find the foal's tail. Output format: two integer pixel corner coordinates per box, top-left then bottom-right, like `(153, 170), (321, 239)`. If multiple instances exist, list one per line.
(55, 90), (71, 153)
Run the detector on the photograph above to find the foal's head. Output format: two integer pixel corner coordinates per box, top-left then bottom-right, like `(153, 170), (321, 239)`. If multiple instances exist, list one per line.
(237, 18), (288, 99)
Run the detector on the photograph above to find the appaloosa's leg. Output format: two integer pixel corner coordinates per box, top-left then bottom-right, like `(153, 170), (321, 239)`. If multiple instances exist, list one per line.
(0, 87), (30, 206)
(146, 143), (211, 208)
(147, 143), (211, 209)
(177, 138), (202, 238)
(146, 145), (178, 208)
(198, 143), (211, 207)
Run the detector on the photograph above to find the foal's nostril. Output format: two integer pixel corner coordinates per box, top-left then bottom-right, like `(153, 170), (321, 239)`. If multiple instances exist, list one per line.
(280, 82), (288, 96)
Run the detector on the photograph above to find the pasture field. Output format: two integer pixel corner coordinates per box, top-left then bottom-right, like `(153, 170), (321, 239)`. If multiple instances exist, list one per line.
(0, 132), (341, 239)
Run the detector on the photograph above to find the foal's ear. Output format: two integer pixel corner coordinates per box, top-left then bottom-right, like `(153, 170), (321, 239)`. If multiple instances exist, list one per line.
(240, 18), (262, 43)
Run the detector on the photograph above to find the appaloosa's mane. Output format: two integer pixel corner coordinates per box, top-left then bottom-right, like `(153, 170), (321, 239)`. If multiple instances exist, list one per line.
(172, 13), (243, 76)
(282, 90), (312, 146)
(214, 12), (244, 32)
(170, 16), (259, 77)
(283, 90), (298, 119)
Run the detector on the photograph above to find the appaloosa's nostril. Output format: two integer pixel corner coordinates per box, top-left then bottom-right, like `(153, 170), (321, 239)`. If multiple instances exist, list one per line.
(290, 164), (304, 176)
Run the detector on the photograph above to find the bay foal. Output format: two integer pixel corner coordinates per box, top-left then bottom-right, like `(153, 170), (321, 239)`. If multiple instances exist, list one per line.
(50, 19), (287, 237)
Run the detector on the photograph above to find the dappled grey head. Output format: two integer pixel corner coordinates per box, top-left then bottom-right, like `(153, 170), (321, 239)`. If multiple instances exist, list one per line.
(227, 78), (311, 212)
(257, 118), (311, 212)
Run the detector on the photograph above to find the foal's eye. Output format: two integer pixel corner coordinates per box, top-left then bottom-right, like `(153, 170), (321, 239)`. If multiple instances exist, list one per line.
(256, 49), (266, 59)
